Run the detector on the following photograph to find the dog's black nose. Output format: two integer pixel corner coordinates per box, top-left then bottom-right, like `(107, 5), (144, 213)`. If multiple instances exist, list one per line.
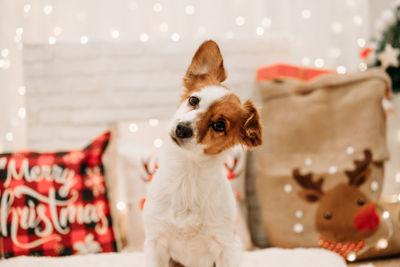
(175, 123), (193, 139)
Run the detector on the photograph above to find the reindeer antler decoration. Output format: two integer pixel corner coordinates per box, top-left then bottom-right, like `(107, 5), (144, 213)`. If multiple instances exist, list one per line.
(293, 169), (325, 202)
(345, 149), (372, 186)
(141, 155), (158, 183)
(224, 157), (239, 180)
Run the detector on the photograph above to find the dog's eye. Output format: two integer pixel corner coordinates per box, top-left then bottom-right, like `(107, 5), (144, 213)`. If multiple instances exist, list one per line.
(357, 198), (365, 206)
(188, 96), (200, 106)
(211, 120), (226, 132)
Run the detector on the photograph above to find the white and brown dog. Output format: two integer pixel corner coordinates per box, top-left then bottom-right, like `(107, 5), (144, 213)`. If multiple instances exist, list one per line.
(143, 40), (262, 267)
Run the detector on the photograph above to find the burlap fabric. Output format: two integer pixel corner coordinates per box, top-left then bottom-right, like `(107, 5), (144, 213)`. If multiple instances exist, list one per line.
(253, 68), (400, 261)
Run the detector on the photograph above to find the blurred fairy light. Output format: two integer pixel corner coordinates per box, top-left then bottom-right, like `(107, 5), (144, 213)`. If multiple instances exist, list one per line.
(1, 49), (9, 58)
(129, 123), (138, 133)
(159, 23), (168, 32)
(301, 9), (311, 19)
(301, 57), (311, 66)
(153, 3), (162, 13)
(346, 146), (354, 155)
(293, 223), (304, 233)
(336, 65), (346, 74)
(23, 4), (31, 13)
(382, 211), (390, 219)
(171, 33), (180, 42)
(185, 5), (195, 15)
(0, 59), (10, 70)
(353, 15), (363, 26)
(18, 86), (26, 95)
(347, 252), (356, 262)
(261, 17), (272, 28)
(80, 35), (89, 44)
(48, 36), (56, 45)
(370, 181), (379, 191)
(43, 5), (53, 15)
(314, 58), (324, 68)
(283, 184), (292, 193)
(111, 30), (120, 39)
(235, 16), (245, 26)
(256, 27), (264, 36)
(116, 201), (126, 211)
(331, 22), (343, 34)
(396, 172), (400, 183)
(304, 157), (312, 166)
(376, 238), (388, 249)
(359, 62), (367, 72)
(149, 119), (159, 127)
(295, 210), (303, 218)
(16, 27), (23, 36)
(357, 38), (366, 47)
(54, 27), (63, 36)
(18, 107), (26, 119)
(5, 132), (13, 142)
(153, 138), (163, 148)
(140, 33), (149, 42)
(15, 33), (22, 43)
(328, 165), (337, 174)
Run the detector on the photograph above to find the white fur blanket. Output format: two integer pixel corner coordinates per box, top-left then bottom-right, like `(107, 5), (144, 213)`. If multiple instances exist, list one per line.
(0, 248), (347, 267)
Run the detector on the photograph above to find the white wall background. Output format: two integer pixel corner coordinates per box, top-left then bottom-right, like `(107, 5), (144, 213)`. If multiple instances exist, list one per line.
(23, 39), (290, 150)
(1, 0), (374, 151)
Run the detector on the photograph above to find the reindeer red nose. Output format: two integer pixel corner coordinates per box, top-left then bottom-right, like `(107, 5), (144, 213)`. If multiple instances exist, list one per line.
(353, 203), (380, 232)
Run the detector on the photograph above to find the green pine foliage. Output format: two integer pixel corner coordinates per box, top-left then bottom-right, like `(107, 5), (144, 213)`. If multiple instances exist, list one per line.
(374, 7), (400, 93)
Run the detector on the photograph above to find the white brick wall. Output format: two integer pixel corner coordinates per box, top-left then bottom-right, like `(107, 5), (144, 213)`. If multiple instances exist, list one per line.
(23, 38), (290, 150)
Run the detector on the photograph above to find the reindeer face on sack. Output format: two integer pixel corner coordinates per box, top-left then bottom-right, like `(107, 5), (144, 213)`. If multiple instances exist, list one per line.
(293, 150), (380, 243)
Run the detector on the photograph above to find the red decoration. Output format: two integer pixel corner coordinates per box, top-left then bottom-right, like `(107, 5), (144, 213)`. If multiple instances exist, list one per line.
(0, 132), (116, 258)
(353, 203), (380, 232)
(359, 47), (373, 60)
(139, 197), (146, 211)
(235, 191), (241, 200)
(224, 158), (238, 180)
(227, 169), (236, 180)
(142, 159), (158, 183)
(318, 237), (365, 260)
(256, 64), (333, 82)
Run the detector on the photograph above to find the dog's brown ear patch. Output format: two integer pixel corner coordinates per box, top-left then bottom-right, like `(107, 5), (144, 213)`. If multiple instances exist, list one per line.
(182, 40), (226, 100)
(240, 100), (262, 147)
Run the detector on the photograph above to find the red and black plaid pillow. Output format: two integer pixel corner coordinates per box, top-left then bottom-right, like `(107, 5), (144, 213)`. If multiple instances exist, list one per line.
(0, 132), (117, 258)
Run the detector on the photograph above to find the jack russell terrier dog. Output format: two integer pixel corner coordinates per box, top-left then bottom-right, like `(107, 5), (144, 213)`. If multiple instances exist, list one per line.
(143, 40), (262, 267)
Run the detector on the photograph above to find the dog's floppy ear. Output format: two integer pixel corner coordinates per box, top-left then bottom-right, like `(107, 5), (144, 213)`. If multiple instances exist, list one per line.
(183, 40), (227, 91)
(240, 100), (262, 147)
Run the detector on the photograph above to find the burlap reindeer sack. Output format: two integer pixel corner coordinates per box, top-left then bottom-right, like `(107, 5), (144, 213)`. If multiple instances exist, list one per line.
(253, 66), (400, 262)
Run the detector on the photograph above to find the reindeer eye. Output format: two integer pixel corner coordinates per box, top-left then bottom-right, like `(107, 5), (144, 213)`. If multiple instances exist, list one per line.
(324, 212), (332, 220)
(188, 96), (200, 106)
(211, 120), (226, 132)
(357, 198), (365, 206)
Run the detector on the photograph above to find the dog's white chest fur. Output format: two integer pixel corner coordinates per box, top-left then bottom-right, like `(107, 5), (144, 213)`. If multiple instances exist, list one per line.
(143, 143), (239, 267)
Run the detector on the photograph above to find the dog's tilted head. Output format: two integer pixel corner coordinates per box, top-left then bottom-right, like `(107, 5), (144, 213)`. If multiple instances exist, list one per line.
(169, 40), (262, 155)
